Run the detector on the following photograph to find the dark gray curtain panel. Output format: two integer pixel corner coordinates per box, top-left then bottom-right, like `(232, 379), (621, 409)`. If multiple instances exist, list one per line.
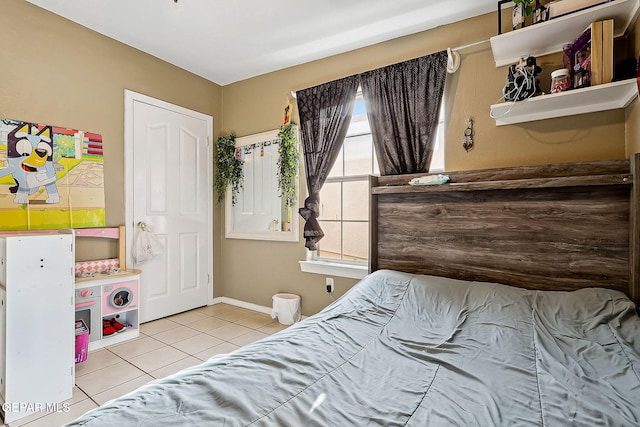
(296, 75), (359, 251)
(360, 51), (448, 175)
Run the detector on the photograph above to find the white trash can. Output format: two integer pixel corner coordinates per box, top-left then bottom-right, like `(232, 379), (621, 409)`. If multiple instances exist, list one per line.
(271, 293), (301, 325)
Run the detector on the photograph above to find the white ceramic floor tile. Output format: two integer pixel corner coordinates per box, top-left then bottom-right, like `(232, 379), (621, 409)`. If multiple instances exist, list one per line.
(234, 313), (275, 329)
(68, 386), (90, 405)
(75, 360), (146, 396)
(139, 318), (181, 336)
(257, 321), (290, 334)
(149, 356), (203, 379)
(91, 374), (155, 406)
(107, 335), (166, 359)
(193, 342), (240, 361)
(166, 310), (209, 325)
(7, 409), (50, 427)
(75, 348), (123, 377)
(152, 325), (201, 345)
(187, 316), (232, 332)
(214, 308), (256, 322)
(171, 333), (223, 354)
(229, 330), (270, 347)
(206, 323), (253, 341)
(128, 346), (189, 373)
(196, 303), (236, 316)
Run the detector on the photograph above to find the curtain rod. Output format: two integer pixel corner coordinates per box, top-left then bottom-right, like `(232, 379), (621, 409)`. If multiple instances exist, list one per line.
(447, 39), (490, 73)
(451, 39), (490, 52)
(289, 38), (491, 97)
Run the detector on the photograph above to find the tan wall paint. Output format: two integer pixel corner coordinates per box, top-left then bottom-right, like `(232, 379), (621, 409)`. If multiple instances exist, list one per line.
(221, 11), (633, 316)
(0, 0), (224, 292)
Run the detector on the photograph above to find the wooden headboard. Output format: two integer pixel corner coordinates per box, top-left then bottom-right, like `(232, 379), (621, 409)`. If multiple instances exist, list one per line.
(370, 154), (640, 305)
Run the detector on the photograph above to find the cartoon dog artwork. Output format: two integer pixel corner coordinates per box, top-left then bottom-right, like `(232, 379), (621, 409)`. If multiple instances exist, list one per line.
(0, 122), (60, 204)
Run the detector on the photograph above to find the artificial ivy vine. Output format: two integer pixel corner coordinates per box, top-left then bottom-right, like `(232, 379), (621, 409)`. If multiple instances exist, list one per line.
(214, 133), (244, 205)
(277, 123), (299, 208)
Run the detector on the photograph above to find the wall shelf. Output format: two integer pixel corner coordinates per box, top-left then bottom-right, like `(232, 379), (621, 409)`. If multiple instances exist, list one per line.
(490, 0), (639, 67)
(490, 78), (638, 125)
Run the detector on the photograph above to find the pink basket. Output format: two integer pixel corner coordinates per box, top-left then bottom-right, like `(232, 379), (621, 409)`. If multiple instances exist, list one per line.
(75, 320), (89, 364)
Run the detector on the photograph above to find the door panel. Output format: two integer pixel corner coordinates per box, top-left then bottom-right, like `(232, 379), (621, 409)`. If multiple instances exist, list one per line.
(126, 91), (212, 322)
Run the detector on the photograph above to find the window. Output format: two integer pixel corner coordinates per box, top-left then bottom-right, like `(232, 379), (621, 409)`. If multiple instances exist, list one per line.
(316, 91), (444, 264)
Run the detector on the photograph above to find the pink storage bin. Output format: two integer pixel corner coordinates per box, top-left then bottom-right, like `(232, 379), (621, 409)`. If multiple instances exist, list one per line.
(75, 320), (89, 364)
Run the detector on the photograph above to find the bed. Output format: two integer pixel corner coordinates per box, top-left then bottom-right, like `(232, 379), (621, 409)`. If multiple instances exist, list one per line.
(66, 155), (640, 426)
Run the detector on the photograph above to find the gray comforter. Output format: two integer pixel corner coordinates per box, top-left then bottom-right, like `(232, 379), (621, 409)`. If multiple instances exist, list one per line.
(67, 270), (640, 426)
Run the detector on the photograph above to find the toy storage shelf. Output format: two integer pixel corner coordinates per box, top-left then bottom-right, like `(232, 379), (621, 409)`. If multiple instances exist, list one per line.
(74, 227), (140, 351)
(490, 0), (639, 67)
(76, 271), (141, 351)
(490, 78), (637, 126)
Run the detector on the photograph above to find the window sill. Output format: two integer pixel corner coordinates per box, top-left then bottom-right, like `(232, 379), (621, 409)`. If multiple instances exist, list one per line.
(299, 260), (368, 280)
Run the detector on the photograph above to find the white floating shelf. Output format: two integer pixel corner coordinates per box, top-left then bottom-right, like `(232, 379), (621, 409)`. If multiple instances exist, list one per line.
(490, 0), (639, 67)
(490, 79), (638, 126)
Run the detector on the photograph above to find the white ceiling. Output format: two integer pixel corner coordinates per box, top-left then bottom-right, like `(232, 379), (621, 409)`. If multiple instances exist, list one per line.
(26, 0), (496, 86)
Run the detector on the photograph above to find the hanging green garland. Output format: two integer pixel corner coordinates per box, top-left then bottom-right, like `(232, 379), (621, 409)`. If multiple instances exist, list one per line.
(214, 133), (244, 205)
(277, 123), (299, 208)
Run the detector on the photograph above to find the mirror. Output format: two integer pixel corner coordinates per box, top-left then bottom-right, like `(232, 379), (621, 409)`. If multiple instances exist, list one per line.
(225, 129), (299, 242)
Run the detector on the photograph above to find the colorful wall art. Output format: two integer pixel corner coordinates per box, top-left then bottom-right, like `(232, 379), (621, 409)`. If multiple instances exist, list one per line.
(0, 118), (106, 230)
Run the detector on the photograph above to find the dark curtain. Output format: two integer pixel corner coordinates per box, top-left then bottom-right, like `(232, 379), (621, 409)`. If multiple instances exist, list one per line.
(360, 51), (448, 175)
(296, 75), (359, 251)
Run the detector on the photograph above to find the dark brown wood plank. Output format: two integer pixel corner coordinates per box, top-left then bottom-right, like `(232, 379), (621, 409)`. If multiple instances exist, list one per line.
(369, 175), (379, 273)
(372, 174), (632, 194)
(376, 158), (631, 187)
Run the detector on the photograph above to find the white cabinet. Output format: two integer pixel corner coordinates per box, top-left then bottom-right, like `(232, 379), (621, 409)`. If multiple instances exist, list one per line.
(0, 233), (74, 424)
(489, 0), (639, 125)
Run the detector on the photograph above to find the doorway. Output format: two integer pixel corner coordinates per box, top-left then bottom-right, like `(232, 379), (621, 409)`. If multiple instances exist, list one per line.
(124, 90), (213, 323)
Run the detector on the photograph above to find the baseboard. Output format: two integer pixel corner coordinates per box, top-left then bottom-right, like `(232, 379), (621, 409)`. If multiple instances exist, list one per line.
(212, 296), (307, 320)
(212, 296), (272, 316)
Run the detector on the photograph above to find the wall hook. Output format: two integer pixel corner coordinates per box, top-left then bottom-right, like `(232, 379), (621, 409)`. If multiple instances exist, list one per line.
(463, 118), (474, 152)
(446, 48), (461, 74)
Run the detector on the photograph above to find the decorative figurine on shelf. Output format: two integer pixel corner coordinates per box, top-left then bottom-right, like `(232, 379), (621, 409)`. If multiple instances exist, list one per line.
(573, 52), (592, 89)
(503, 56), (542, 102)
(498, 0), (534, 34)
(532, 0), (548, 24)
(563, 27), (592, 90)
(512, 2), (525, 30)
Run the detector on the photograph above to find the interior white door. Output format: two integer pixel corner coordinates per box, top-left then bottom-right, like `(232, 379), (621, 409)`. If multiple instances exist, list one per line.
(125, 90), (213, 323)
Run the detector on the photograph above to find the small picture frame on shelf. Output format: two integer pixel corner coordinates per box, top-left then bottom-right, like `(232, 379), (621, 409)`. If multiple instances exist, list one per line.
(498, 0), (526, 34)
(563, 27), (591, 89)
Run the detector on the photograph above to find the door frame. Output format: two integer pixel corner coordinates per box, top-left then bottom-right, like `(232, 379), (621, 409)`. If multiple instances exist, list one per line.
(124, 89), (214, 310)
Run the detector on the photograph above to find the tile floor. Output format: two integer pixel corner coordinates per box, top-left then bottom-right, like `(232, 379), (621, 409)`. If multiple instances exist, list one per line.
(8, 303), (289, 427)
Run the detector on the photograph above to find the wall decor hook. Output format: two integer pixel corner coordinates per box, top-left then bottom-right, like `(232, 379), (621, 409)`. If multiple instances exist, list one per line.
(463, 118), (474, 152)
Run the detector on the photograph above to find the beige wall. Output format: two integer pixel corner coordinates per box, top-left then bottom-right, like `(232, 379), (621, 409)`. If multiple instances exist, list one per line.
(2, 1), (637, 317)
(0, 0), (223, 288)
(221, 11), (634, 315)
